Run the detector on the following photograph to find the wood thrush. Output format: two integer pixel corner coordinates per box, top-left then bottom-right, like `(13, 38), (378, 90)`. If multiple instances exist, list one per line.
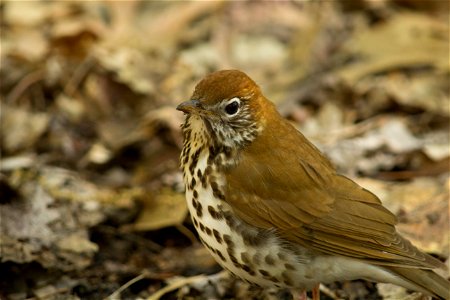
(177, 70), (450, 300)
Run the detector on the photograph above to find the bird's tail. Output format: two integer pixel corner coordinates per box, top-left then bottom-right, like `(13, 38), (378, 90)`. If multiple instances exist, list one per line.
(389, 266), (450, 300)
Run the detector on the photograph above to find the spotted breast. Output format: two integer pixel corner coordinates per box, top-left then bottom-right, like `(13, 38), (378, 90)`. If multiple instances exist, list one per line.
(180, 115), (398, 292)
(181, 115), (299, 288)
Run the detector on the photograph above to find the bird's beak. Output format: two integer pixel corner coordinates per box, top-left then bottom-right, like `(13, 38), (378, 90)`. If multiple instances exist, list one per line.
(176, 99), (202, 114)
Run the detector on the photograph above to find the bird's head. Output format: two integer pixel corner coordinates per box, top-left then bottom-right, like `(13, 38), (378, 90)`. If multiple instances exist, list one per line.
(177, 70), (267, 149)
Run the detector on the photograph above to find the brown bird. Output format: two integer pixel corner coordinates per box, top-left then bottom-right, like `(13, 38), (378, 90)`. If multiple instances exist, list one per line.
(177, 70), (450, 300)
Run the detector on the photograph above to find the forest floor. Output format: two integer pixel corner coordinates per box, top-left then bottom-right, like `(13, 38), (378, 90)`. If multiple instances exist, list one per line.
(1, 1), (449, 299)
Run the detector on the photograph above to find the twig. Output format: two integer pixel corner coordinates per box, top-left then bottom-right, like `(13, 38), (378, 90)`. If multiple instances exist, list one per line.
(105, 271), (148, 300)
(319, 283), (343, 300)
(6, 70), (44, 104)
(146, 274), (207, 300)
(175, 224), (198, 244)
(63, 55), (96, 97)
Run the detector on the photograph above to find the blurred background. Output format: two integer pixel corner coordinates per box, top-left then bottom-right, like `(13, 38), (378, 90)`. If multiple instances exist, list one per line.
(0, 1), (449, 299)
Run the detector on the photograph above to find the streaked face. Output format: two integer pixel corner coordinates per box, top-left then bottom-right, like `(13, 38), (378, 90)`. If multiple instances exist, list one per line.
(178, 95), (260, 149)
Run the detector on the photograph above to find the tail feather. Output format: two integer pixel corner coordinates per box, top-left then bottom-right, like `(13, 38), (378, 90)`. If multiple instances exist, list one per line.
(389, 266), (450, 300)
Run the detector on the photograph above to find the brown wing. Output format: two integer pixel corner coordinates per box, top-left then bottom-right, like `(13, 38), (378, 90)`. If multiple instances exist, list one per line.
(225, 116), (443, 269)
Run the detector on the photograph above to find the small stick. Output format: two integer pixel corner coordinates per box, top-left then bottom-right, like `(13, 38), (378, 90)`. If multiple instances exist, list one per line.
(105, 272), (148, 300)
(319, 283), (342, 300)
(6, 70), (44, 104)
(63, 55), (95, 97)
(146, 274), (207, 300)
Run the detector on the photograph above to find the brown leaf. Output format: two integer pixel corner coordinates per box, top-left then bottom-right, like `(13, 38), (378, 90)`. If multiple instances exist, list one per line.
(355, 177), (449, 256)
(1, 106), (50, 154)
(130, 189), (187, 231)
(338, 13), (449, 83)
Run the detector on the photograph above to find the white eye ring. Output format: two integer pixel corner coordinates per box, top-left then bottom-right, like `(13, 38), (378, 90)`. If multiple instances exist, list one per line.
(224, 97), (240, 116)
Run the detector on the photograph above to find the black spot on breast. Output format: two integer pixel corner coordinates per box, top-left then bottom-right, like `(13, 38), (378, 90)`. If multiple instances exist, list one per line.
(205, 165), (212, 176)
(277, 252), (286, 260)
(196, 208), (203, 218)
(204, 243), (215, 253)
(285, 263), (295, 270)
(208, 146), (218, 164)
(265, 254), (275, 265)
(210, 181), (218, 192)
(184, 154), (191, 165)
(223, 213), (235, 228)
(282, 271), (293, 286)
(189, 148), (201, 175)
(208, 205), (217, 217)
(240, 252), (250, 264)
(201, 174), (208, 188)
(223, 234), (234, 248)
(210, 181), (225, 201)
(242, 265), (252, 274)
(229, 254), (238, 265)
(205, 227), (212, 236)
(242, 230), (264, 246)
(208, 205), (223, 220)
(213, 229), (222, 244)
(216, 250), (226, 262)
(228, 271), (238, 279)
(190, 177), (196, 189)
(196, 201), (203, 218)
(184, 129), (192, 141)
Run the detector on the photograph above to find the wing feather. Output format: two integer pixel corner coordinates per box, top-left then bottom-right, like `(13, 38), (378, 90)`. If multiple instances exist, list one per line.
(224, 117), (444, 269)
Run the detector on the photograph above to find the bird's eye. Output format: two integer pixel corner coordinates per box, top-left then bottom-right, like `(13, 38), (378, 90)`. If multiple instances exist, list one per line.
(225, 100), (239, 115)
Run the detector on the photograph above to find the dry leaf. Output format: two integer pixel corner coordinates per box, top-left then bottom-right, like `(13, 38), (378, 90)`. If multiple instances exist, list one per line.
(131, 189), (187, 231)
(339, 13), (449, 83)
(355, 177), (449, 256)
(1, 106), (50, 154)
